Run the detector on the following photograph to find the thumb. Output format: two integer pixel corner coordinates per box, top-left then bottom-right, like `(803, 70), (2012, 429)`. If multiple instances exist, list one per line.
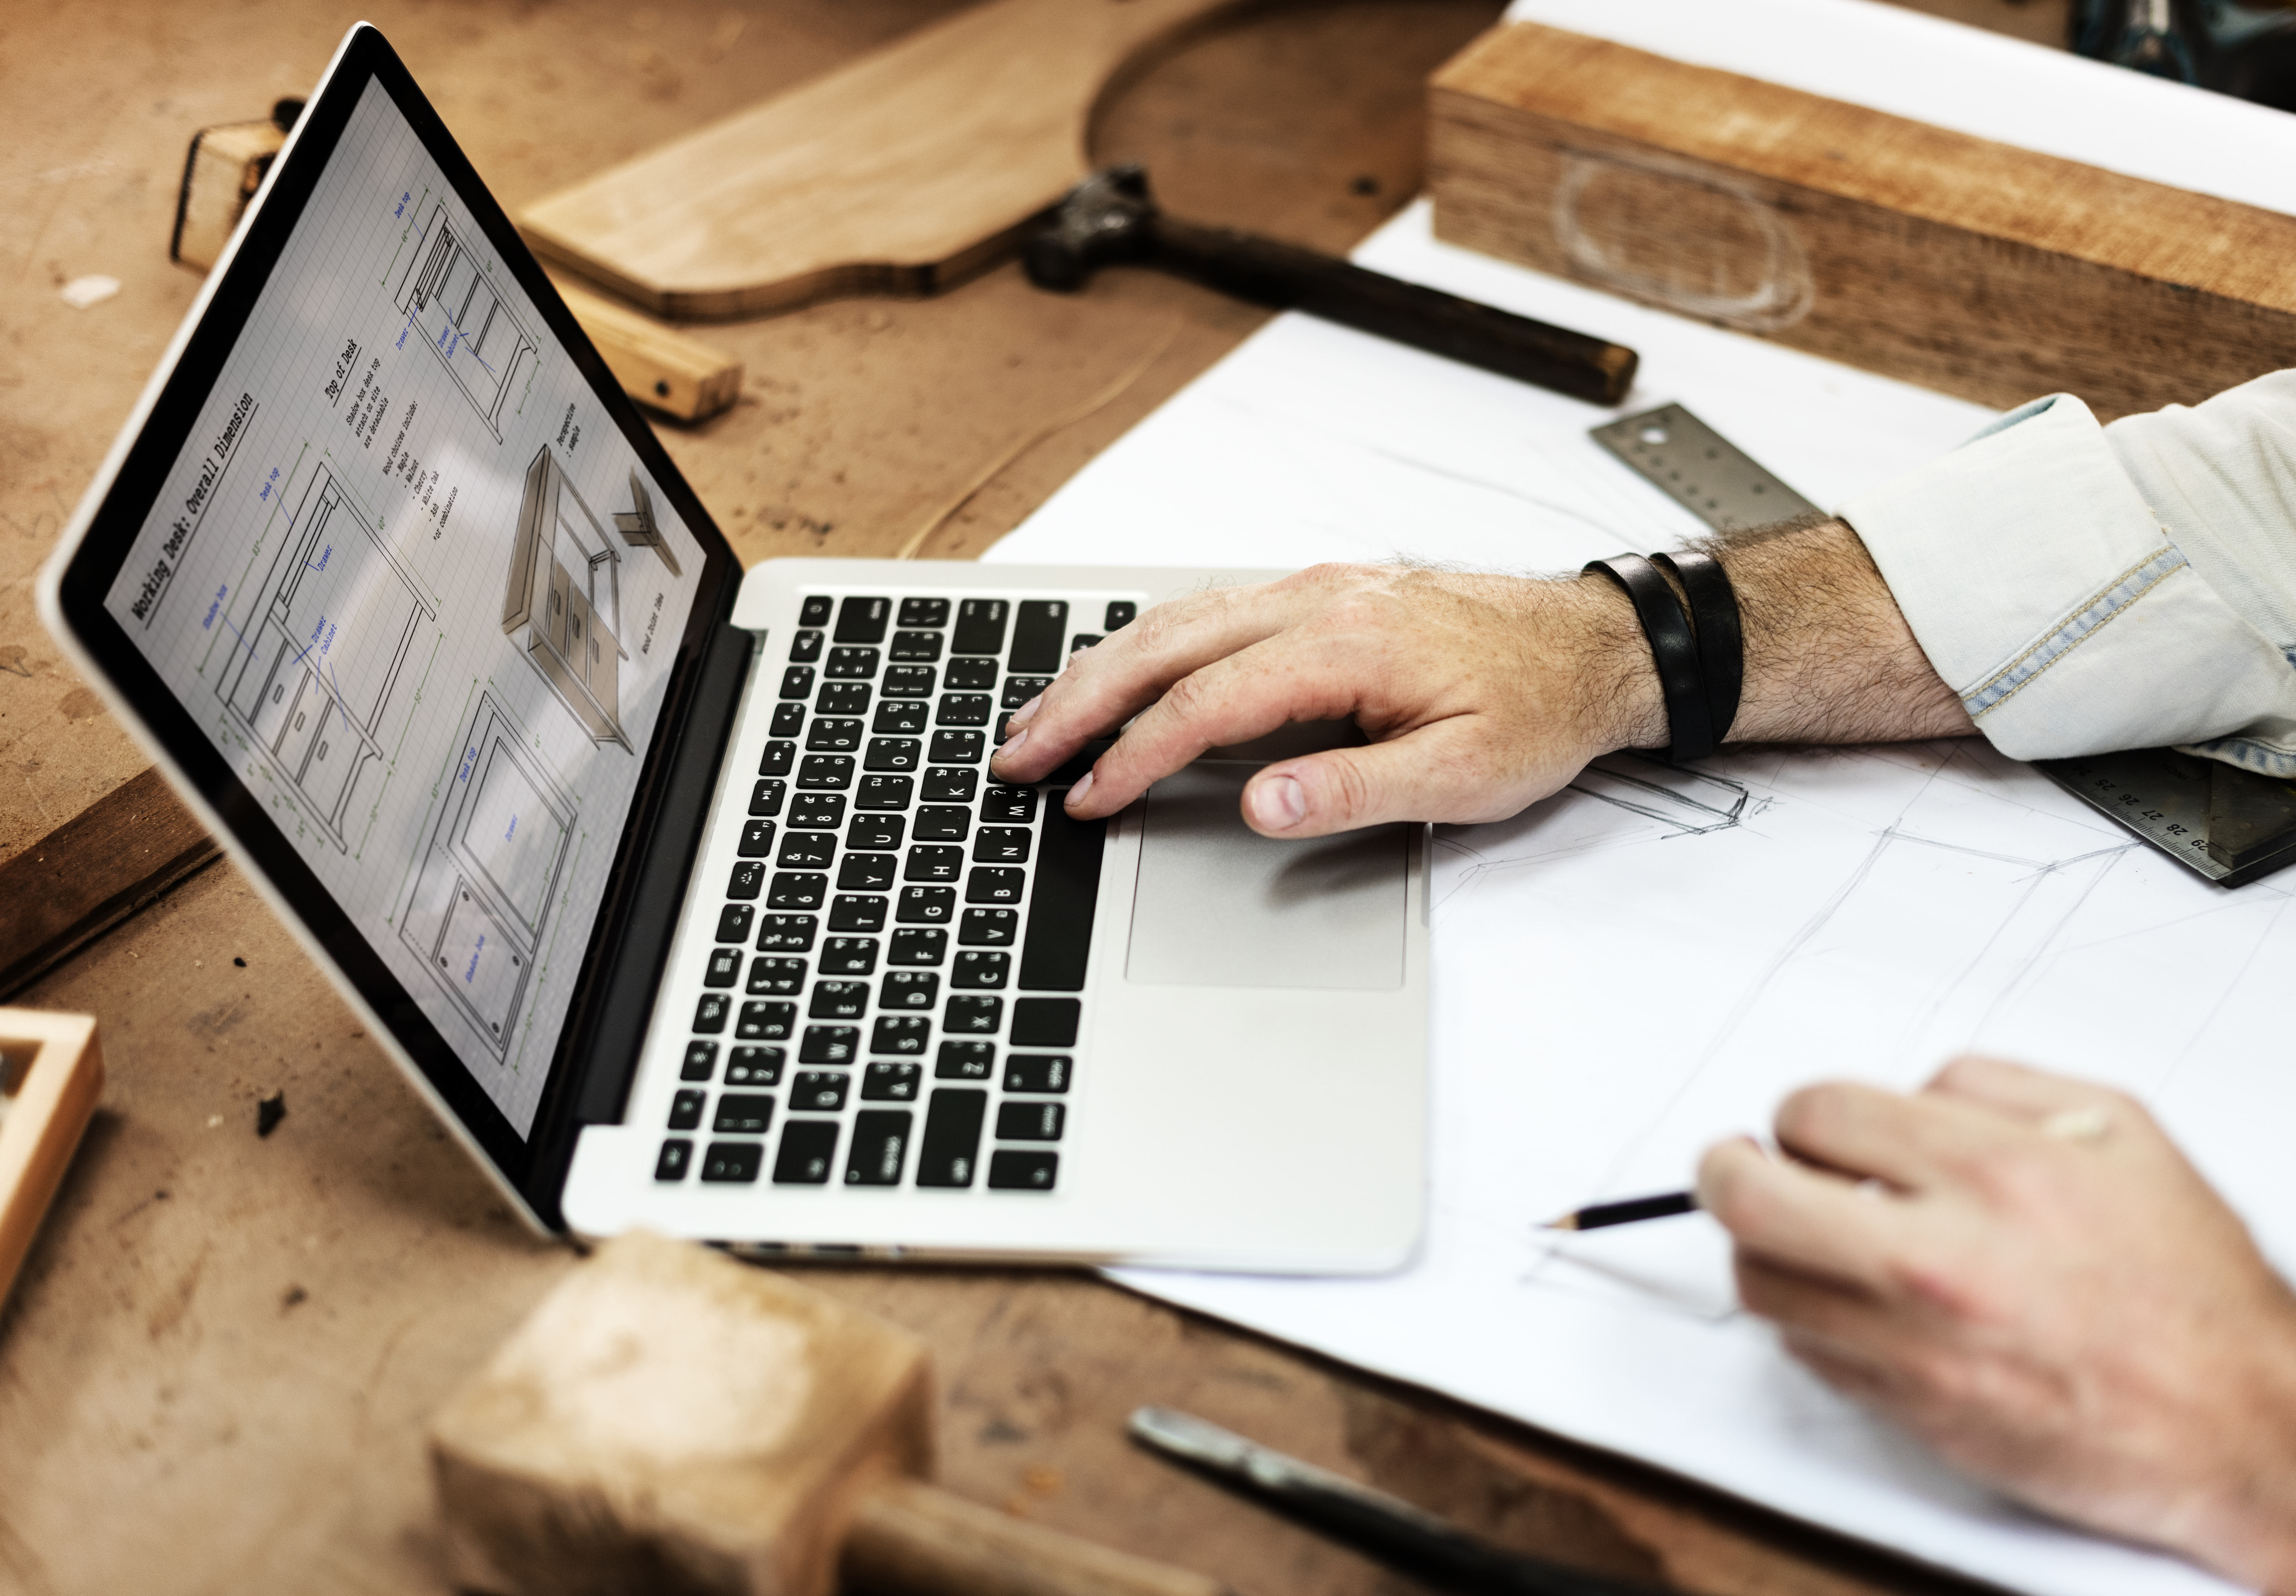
(1238, 721), (1524, 837)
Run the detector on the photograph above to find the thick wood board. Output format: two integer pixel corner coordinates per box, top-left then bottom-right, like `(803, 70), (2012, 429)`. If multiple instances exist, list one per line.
(0, 1009), (103, 1309)
(520, 0), (1252, 320)
(1427, 22), (2296, 419)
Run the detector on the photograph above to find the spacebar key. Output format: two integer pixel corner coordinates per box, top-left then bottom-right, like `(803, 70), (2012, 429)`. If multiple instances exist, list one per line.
(1016, 801), (1105, 991)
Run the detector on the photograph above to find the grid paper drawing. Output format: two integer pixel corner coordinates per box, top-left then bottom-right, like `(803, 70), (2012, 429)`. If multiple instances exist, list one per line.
(501, 444), (635, 753)
(217, 462), (436, 853)
(395, 203), (537, 439)
(399, 693), (578, 1058)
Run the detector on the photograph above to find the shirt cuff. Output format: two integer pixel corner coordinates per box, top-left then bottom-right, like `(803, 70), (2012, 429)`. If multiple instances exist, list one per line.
(1838, 392), (2296, 774)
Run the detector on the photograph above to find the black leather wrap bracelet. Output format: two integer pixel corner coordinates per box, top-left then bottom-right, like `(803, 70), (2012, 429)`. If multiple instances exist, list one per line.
(1584, 552), (1715, 761)
(1651, 549), (1744, 746)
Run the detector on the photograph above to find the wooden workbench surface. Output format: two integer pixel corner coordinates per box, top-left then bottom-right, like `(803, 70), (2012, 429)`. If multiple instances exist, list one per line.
(0, 2), (2059, 1591)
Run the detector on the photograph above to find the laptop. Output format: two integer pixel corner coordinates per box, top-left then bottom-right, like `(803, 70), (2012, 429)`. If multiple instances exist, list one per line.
(37, 24), (1427, 1271)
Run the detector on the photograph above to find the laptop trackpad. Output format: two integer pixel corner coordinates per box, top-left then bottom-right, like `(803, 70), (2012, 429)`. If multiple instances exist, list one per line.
(1125, 764), (1406, 990)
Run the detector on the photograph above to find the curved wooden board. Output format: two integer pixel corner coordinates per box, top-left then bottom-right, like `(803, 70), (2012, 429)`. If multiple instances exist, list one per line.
(519, 0), (1248, 321)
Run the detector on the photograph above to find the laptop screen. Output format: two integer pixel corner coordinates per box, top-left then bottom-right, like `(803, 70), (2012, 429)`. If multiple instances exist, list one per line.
(50, 27), (732, 1207)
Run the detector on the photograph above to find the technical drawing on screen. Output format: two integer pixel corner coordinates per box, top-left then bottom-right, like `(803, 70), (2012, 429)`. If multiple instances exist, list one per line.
(396, 202), (538, 439)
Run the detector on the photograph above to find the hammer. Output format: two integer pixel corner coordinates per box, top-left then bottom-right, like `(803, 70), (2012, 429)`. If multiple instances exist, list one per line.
(1024, 166), (1637, 407)
(429, 1231), (1235, 1596)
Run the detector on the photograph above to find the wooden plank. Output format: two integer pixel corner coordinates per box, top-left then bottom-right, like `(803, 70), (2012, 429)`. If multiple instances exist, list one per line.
(546, 272), (744, 423)
(1427, 22), (2296, 419)
(0, 768), (218, 1000)
(519, 0), (1248, 321)
(0, 1008), (102, 1309)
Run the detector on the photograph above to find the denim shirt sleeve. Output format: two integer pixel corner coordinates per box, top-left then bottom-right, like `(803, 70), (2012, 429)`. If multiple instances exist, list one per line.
(1837, 371), (2296, 777)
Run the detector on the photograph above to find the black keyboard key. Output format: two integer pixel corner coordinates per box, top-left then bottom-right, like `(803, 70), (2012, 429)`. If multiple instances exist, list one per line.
(1012, 998), (1081, 1047)
(1005, 1054), (1071, 1093)
(973, 827), (1031, 864)
(890, 928), (947, 965)
(727, 861), (765, 900)
(655, 1139), (692, 1181)
(825, 645), (879, 678)
(914, 805), (970, 842)
(791, 1071), (848, 1111)
(906, 845), (965, 884)
(847, 813), (906, 851)
(951, 598), (1009, 656)
(790, 793), (846, 828)
(798, 755), (855, 789)
(751, 779), (786, 816)
(872, 1015), (931, 1055)
(915, 1089), (987, 1187)
(739, 818), (778, 858)
(982, 786), (1039, 823)
(898, 886), (956, 923)
(863, 1062), (923, 1102)
(828, 895), (889, 932)
(836, 596), (890, 643)
(808, 718), (864, 753)
(717, 903), (755, 943)
(817, 681), (871, 717)
(998, 1100), (1066, 1141)
(945, 658), (998, 691)
(760, 741), (796, 777)
(856, 774), (913, 810)
(789, 628), (824, 663)
(845, 1110), (913, 1186)
(799, 595), (835, 627)
(930, 730), (985, 764)
(838, 853), (897, 892)
(883, 664), (937, 696)
(726, 1046), (784, 1085)
(951, 951), (1009, 990)
(705, 948), (742, 987)
(773, 1121), (838, 1183)
(714, 1093), (776, 1136)
(1002, 675), (1053, 709)
(899, 597), (950, 628)
(1017, 802), (1105, 992)
(880, 970), (939, 1011)
(936, 694), (993, 728)
(994, 711), (1017, 746)
(682, 1040), (719, 1081)
(890, 630), (943, 663)
(937, 1040), (994, 1080)
(1103, 600), (1137, 630)
(866, 738), (922, 772)
(777, 831), (835, 869)
(770, 702), (807, 739)
(819, 936), (879, 975)
(924, 767), (979, 803)
(1070, 633), (1102, 653)
(703, 1141), (764, 1184)
(780, 665), (815, 700)
(988, 1149), (1058, 1191)
(1009, 600), (1068, 673)
(748, 955), (806, 996)
(810, 980), (870, 1020)
(959, 907), (1018, 945)
(741, 1000), (796, 1041)
(755, 914), (816, 953)
(945, 995), (1002, 1034)
(768, 871), (827, 910)
(668, 1089), (706, 1130)
(799, 1025), (859, 1064)
(693, 994), (731, 1033)
(873, 701), (930, 736)
(967, 867), (1025, 905)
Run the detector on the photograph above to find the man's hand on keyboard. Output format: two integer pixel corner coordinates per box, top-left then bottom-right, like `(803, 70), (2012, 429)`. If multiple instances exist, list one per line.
(989, 523), (1970, 837)
(1697, 1058), (2296, 1592)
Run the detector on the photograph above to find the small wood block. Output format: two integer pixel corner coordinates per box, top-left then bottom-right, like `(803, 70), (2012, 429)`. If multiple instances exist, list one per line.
(1427, 22), (2296, 420)
(0, 1009), (104, 1309)
(428, 1231), (933, 1596)
(172, 119), (285, 272)
(518, 0), (1245, 321)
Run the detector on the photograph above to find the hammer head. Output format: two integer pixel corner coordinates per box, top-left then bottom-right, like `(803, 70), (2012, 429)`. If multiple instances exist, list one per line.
(1024, 164), (1160, 291)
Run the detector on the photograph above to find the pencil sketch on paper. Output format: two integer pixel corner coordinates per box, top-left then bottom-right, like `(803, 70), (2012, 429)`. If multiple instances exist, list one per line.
(1432, 754), (1751, 905)
(396, 203), (538, 440)
(216, 462), (436, 853)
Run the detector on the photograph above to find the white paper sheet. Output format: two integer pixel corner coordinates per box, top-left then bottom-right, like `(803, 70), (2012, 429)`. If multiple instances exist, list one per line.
(984, 203), (2290, 1596)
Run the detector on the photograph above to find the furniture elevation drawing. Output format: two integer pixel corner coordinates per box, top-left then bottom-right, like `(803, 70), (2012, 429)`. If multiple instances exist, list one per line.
(503, 444), (634, 752)
(399, 693), (578, 1059)
(612, 470), (682, 577)
(217, 463), (436, 853)
(396, 204), (537, 440)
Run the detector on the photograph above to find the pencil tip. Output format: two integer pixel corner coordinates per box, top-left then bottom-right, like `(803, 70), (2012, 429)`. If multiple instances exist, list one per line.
(1537, 1215), (1579, 1232)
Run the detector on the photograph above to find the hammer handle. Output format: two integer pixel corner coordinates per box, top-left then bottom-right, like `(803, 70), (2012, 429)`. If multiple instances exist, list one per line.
(1153, 219), (1636, 406)
(844, 1477), (1234, 1596)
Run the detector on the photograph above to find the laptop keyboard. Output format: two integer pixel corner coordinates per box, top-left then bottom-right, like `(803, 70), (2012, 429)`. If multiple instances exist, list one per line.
(653, 590), (1140, 1197)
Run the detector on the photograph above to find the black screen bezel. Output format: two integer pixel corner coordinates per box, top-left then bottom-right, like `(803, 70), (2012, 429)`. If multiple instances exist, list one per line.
(51, 24), (740, 1226)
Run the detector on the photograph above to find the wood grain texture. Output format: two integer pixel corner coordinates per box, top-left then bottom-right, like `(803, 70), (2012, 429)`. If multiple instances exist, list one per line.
(547, 273), (744, 422)
(1427, 22), (2296, 419)
(0, 1009), (102, 1310)
(520, 0), (1253, 319)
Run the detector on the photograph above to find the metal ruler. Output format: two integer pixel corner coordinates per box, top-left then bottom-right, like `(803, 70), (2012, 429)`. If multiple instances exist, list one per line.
(1588, 403), (2296, 888)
